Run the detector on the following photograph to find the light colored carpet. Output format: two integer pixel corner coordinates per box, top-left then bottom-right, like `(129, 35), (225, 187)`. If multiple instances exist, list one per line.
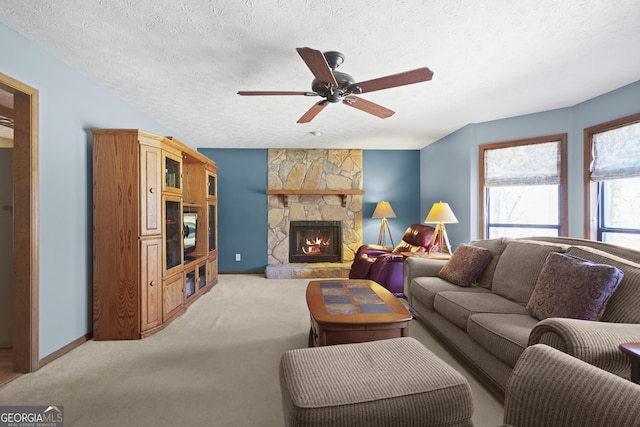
(0, 275), (504, 426)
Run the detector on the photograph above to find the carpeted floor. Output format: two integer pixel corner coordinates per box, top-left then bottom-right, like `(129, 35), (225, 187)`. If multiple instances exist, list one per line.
(0, 275), (504, 426)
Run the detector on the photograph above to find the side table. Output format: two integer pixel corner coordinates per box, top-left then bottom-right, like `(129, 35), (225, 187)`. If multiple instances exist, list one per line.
(619, 342), (640, 384)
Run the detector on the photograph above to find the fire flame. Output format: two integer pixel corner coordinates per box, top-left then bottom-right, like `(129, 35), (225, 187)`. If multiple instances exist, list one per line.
(301, 236), (331, 255)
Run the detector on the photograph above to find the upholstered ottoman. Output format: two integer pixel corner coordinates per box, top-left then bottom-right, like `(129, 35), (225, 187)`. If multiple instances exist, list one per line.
(279, 337), (473, 427)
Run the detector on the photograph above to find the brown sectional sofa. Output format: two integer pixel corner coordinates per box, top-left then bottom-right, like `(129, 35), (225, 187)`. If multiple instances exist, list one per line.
(403, 236), (640, 398)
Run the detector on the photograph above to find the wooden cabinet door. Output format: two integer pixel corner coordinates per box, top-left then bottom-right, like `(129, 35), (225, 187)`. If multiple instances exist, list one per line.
(206, 255), (218, 286)
(140, 238), (162, 331)
(163, 273), (184, 322)
(140, 144), (162, 236)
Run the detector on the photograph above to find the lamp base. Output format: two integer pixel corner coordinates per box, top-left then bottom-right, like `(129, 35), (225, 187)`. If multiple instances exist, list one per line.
(428, 223), (453, 256)
(377, 218), (395, 248)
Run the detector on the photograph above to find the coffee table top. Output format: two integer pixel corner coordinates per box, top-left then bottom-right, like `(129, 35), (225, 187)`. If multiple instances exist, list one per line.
(620, 342), (640, 358)
(306, 279), (412, 325)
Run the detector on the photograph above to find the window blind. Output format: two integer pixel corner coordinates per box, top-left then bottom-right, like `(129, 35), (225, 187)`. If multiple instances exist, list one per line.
(591, 121), (640, 181)
(484, 141), (560, 186)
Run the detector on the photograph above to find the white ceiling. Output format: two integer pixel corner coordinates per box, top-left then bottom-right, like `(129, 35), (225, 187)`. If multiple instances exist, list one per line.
(1, 1), (639, 150)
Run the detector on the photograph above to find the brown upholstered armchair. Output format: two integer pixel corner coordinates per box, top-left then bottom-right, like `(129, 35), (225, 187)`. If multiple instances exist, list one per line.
(349, 224), (435, 296)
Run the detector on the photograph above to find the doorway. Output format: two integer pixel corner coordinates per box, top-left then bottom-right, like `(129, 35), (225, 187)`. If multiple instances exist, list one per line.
(0, 72), (39, 384)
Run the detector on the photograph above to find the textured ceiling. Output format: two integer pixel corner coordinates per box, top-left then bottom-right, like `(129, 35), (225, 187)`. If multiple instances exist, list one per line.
(1, 1), (639, 149)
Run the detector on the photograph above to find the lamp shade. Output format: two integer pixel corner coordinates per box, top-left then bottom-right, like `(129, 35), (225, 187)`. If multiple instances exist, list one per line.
(372, 201), (396, 219)
(424, 202), (458, 224)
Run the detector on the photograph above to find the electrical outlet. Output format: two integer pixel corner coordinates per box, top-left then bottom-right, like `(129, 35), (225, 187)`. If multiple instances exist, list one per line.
(235, 253), (241, 262)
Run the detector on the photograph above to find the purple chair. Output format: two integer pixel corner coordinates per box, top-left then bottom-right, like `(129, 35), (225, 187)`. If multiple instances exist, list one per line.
(349, 224), (436, 296)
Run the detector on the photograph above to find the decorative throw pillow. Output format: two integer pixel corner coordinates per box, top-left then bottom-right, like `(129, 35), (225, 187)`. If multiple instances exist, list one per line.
(526, 252), (624, 321)
(468, 237), (511, 289)
(438, 243), (494, 287)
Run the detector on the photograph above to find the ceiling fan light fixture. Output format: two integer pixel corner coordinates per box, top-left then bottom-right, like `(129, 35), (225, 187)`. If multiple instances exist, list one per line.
(310, 131), (322, 137)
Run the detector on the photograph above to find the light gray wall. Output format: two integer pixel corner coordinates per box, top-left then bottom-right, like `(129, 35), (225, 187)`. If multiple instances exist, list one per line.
(1, 22), (172, 359)
(0, 149), (12, 347)
(421, 81), (640, 248)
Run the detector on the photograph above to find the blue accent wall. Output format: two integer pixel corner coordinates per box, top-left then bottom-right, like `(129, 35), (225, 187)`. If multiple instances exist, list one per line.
(421, 81), (640, 248)
(363, 151), (421, 245)
(198, 149), (268, 272)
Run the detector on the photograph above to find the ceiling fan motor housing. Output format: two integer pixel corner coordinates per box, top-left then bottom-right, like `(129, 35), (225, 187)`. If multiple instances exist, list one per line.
(312, 71), (357, 102)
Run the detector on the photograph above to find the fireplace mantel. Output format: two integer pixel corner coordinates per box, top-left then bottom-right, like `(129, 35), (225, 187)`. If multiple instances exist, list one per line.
(267, 189), (365, 207)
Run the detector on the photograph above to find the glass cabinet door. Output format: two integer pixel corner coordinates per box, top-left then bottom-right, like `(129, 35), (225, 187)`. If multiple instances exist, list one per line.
(165, 199), (182, 271)
(208, 203), (217, 252)
(207, 171), (217, 197)
(198, 264), (206, 290)
(163, 152), (182, 193)
(185, 269), (196, 298)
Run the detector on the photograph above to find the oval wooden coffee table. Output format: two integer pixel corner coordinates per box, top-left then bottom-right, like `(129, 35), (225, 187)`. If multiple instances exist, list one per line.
(306, 279), (412, 347)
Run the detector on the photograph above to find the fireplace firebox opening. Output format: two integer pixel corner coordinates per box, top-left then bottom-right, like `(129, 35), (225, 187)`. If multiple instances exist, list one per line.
(289, 221), (342, 263)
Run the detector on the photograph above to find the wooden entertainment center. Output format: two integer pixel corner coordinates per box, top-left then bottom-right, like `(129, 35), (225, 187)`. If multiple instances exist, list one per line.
(92, 129), (218, 340)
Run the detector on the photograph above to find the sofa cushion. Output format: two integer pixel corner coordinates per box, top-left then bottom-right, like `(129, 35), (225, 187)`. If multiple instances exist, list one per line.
(433, 291), (528, 330)
(492, 240), (567, 305)
(469, 237), (511, 289)
(467, 313), (538, 367)
(564, 246), (640, 323)
(526, 252), (623, 321)
(409, 277), (489, 310)
(438, 243), (493, 287)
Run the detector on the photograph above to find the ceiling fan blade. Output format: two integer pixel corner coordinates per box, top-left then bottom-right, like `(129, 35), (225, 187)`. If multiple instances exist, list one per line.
(237, 91), (317, 96)
(348, 67), (434, 94)
(297, 100), (329, 123)
(296, 47), (338, 88)
(343, 96), (395, 119)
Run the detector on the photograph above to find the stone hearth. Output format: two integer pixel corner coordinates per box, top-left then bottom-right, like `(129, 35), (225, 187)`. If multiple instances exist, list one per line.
(265, 262), (352, 279)
(266, 149), (363, 279)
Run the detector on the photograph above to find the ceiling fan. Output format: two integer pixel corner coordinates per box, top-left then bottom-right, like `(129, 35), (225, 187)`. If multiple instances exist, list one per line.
(237, 47), (434, 123)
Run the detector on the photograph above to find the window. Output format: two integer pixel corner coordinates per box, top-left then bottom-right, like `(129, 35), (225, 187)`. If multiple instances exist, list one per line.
(479, 135), (568, 239)
(585, 113), (640, 249)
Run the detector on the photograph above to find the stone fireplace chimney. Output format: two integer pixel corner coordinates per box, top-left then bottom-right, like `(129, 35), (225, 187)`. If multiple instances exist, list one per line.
(266, 149), (363, 278)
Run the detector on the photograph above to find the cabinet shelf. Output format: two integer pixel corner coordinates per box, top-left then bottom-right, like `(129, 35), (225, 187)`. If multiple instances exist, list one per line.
(266, 189), (364, 207)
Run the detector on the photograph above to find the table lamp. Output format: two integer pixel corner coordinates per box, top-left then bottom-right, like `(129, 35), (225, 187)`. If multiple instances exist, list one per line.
(424, 201), (458, 255)
(372, 201), (396, 247)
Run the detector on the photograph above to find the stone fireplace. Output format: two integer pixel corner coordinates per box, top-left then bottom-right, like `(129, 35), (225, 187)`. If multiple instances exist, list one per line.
(266, 149), (363, 279)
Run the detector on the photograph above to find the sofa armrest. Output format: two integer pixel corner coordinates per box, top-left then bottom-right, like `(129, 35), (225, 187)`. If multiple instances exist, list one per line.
(349, 244), (394, 279)
(355, 244), (393, 258)
(504, 344), (640, 427)
(368, 254), (406, 295)
(402, 257), (448, 300)
(528, 317), (640, 378)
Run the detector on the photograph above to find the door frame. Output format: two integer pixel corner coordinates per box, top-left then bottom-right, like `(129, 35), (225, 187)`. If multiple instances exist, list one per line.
(0, 72), (39, 373)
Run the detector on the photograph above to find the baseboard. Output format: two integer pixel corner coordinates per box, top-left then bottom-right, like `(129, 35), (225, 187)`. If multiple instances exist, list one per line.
(38, 332), (93, 368)
(219, 271), (264, 275)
